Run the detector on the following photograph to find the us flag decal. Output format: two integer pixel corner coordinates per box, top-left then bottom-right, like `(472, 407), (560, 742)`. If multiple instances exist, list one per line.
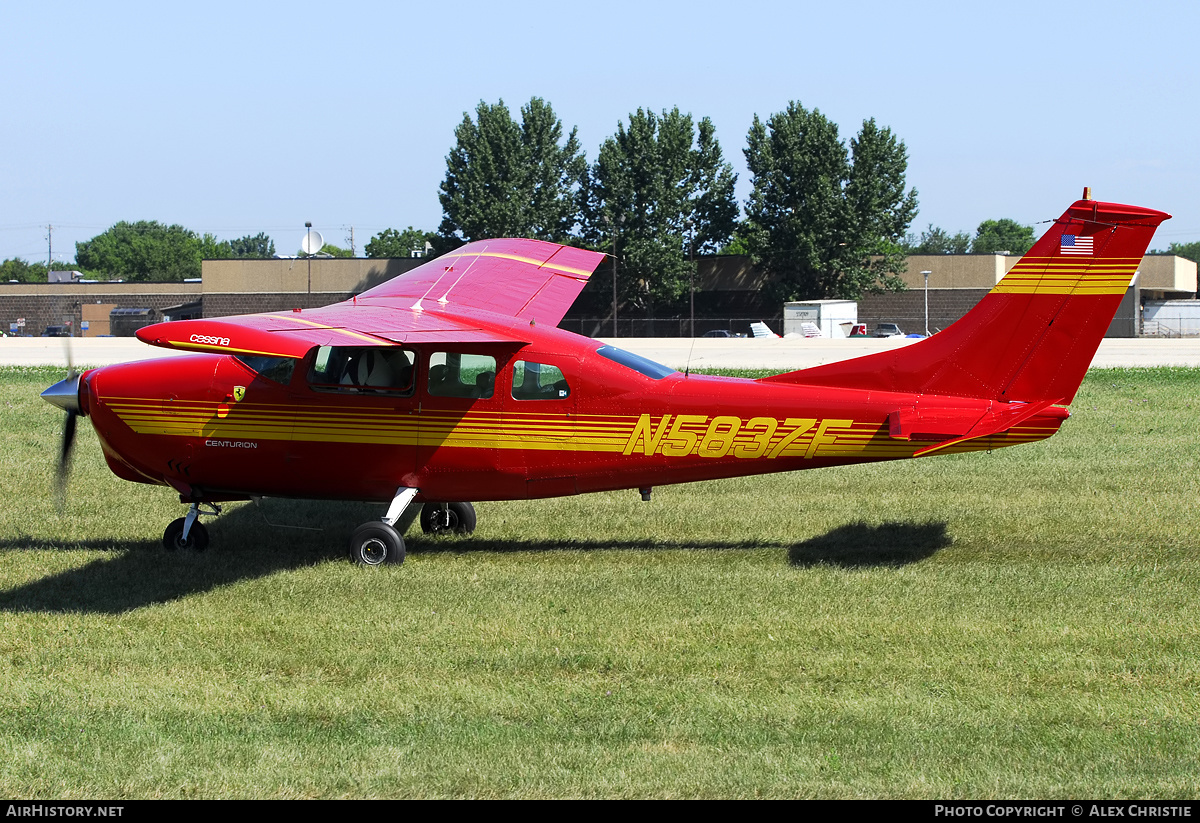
(1061, 234), (1094, 255)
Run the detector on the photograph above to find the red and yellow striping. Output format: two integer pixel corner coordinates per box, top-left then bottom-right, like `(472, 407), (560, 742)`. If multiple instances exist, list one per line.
(102, 399), (1058, 461)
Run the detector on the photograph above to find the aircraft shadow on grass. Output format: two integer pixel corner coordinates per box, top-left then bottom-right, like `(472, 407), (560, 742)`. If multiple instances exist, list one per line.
(0, 502), (949, 614)
(787, 521), (951, 568)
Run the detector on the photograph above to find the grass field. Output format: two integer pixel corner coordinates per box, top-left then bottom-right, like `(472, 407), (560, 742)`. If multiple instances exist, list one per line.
(1, 366), (1197, 798)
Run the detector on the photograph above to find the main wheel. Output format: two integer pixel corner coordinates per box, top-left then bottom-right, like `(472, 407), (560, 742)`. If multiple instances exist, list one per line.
(163, 518), (209, 552)
(419, 502), (477, 536)
(349, 522), (406, 566)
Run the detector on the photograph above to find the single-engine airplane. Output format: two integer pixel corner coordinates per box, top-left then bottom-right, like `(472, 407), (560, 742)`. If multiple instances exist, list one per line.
(42, 191), (1169, 565)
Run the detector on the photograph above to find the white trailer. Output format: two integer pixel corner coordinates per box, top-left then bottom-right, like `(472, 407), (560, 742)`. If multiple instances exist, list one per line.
(783, 300), (858, 338)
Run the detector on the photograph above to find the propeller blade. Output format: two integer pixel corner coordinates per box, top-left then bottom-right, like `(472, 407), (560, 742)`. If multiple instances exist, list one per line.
(56, 410), (77, 498)
(44, 349), (82, 508)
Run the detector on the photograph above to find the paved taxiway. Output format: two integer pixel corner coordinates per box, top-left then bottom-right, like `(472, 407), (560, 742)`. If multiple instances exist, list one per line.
(4, 336), (1200, 370)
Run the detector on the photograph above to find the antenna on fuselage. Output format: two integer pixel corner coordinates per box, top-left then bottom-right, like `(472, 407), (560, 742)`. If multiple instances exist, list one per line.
(683, 332), (698, 378)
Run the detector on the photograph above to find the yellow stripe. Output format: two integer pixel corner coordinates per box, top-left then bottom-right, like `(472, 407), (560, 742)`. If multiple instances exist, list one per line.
(105, 403), (1062, 460)
(438, 250), (593, 279)
(992, 256), (1139, 295)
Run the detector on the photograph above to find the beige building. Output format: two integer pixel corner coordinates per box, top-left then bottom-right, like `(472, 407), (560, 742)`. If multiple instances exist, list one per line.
(1, 253), (1194, 338)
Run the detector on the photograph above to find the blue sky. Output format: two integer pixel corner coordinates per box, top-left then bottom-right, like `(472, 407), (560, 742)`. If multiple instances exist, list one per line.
(2, 0), (1197, 264)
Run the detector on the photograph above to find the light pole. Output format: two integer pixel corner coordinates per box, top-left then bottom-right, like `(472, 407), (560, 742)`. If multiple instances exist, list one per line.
(305, 222), (314, 295)
(604, 214), (622, 337)
(921, 270), (932, 337)
(686, 220), (695, 338)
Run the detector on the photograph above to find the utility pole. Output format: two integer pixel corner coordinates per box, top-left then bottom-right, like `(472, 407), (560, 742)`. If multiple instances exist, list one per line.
(348, 226), (356, 257)
(46, 224), (52, 272)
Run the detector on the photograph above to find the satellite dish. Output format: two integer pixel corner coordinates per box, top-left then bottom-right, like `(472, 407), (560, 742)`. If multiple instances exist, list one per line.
(301, 229), (324, 256)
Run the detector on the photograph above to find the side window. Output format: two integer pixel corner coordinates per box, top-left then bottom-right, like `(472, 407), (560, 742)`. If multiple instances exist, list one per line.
(512, 361), (570, 400)
(308, 346), (416, 395)
(428, 352), (496, 399)
(235, 355), (296, 386)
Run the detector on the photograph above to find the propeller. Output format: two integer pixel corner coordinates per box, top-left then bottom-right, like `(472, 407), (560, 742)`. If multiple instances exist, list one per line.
(41, 338), (81, 502)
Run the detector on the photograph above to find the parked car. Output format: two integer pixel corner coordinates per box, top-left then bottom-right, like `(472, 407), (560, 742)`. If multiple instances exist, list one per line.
(872, 323), (904, 338)
(41, 325), (71, 337)
(702, 329), (734, 338)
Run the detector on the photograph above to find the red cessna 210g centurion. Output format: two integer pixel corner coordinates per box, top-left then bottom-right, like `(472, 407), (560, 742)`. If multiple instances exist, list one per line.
(42, 192), (1169, 565)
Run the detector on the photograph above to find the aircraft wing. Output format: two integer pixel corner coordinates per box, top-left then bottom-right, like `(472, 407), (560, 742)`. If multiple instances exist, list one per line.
(136, 238), (607, 358)
(356, 238), (605, 323)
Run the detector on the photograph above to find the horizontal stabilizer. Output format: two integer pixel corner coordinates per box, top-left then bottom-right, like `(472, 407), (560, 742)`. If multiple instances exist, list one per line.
(912, 399), (1067, 457)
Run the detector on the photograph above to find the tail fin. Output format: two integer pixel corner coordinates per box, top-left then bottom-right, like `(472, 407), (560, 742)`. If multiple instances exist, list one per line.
(763, 195), (1170, 404)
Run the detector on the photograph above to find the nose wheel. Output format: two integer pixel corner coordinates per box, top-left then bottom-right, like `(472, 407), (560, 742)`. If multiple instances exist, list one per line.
(163, 518), (209, 551)
(163, 501), (220, 551)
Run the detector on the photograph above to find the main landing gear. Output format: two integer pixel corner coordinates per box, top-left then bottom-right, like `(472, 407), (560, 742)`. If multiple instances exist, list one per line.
(347, 491), (478, 566)
(420, 502), (477, 536)
(348, 487), (416, 566)
(158, 490), (478, 565)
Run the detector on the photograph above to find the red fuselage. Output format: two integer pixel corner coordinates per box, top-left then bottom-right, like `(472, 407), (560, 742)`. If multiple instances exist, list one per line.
(81, 322), (1065, 506)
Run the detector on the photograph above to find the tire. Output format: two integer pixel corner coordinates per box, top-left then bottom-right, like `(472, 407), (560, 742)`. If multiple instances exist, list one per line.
(163, 518), (209, 552)
(349, 522), (406, 566)
(419, 502), (477, 536)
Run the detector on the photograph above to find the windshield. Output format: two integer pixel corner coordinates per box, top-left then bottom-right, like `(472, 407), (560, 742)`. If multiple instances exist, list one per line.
(595, 345), (676, 380)
(234, 354), (296, 386)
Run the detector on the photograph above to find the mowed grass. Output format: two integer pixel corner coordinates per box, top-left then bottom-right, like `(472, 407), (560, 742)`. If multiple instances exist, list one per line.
(0, 365), (1197, 798)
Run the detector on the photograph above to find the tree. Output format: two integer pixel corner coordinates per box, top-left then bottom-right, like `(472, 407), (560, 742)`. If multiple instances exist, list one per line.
(742, 102), (918, 300)
(0, 258), (56, 283)
(582, 107), (737, 312)
(366, 227), (440, 258)
(228, 232), (275, 258)
(296, 242), (353, 259)
(75, 221), (208, 281)
(904, 224), (971, 254)
(972, 219), (1035, 255)
(438, 97), (587, 243)
(1166, 241), (1200, 264)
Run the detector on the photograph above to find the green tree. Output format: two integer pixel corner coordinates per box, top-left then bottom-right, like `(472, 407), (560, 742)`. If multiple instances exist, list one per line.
(0, 258), (57, 283)
(366, 227), (440, 258)
(199, 233), (232, 261)
(904, 224), (972, 254)
(1167, 241), (1200, 264)
(719, 229), (752, 256)
(75, 221), (211, 281)
(228, 232), (276, 258)
(296, 242), (353, 259)
(972, 219), (1035, 255)
(438, 97), (587, 243)
(742, 102), (918, 300)
(582, 107), (737, 312)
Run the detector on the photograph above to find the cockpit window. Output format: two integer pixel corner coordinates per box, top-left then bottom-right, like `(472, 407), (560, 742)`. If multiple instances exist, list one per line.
(595, 345), (676, 380)
(235, 355), (296, 386)
(428, 352), (497, 399)
(512, 361), (570, 400)
(308, 346), (416, 395)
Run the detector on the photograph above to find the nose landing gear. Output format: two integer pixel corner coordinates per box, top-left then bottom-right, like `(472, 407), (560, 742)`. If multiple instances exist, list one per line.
(163, 502), (221, 551)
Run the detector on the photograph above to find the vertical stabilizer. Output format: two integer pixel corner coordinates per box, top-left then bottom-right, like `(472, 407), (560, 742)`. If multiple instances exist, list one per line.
(763, 195), (1170, 404)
